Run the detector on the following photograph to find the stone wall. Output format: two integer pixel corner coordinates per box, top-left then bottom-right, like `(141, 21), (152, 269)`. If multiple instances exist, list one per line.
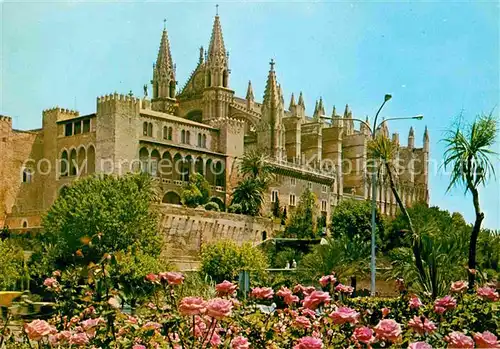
(157, 204), (276, 270)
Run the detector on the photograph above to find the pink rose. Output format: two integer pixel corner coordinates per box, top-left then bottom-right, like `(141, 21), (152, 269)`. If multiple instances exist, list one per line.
(250, 287), (274, 300)
(206, 298), (233, 320)
(160, 271), (184, 285)
(179, 297), (207, 316)
(293, 284), (315, 296)
(293, 336), (323, 349)
(408, 316), (437, 335)
(132, 345), (147, 349)
(24, 320), (55, 341)
(216, 280), (238, 297)
(294, 316), (311, 329)
(409, 342), (433, 349)
(43, 277), (58, 289)
(80, 318), (103, 337)
(353, 326), (374, 344)
(434, 295), (457, 313)
(381, 307), (391, 317)
(335, 283), (354, 295)
(319, 275), (336, 287)
(450, 280), (468, 293)
(231, 336), (250, 349)
(277, 287), (300, 305)
(445, 331), (474, 348)
(329, 306), (360, 325)
(52, 270), (61, 277)
(145, 273), (159, 283)
(474, 331), (499, 348)
(409, 295), (423, 309)
(374, 319), (402, 342)
(477, 286), (499, 301)
(69, 332), (90, 346)
(142, 321), (162, 331)
(303, 291), (331, 310)
(301, 308), (316, 318)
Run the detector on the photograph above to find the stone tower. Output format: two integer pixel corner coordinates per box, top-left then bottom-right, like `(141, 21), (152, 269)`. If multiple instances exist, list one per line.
(151, 21), (177, 113)
(202, 13), (234, 122)
(257, 60), (286, 160)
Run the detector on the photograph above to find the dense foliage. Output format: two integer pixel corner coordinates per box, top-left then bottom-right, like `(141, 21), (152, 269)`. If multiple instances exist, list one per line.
(283, 189), (318, 239)
(200, 239), (269, 283)
(181, 173), (211, 207)
(0, 239), (25, 290)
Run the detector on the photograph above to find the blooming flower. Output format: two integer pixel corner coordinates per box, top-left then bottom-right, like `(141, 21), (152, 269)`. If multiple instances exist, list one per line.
(434, 295), (457, 314)
(293, 336), (323, 349)
(477, 286), (499, 302)
(145, 273), (159, 283)
(179, 297), (207, 316)
(294, 316), (312, 329)
(474, 331), (499, 348)
(132, 345), (147, 349)
(408, 316), (437, 335)
(409, 295), (423, 309)
(301, 308), (317, 318)
(303, 291), (330, 310)
(69, 332), (90, 346)
(319, 275), (336, 287)
(216, 280), (238, 296)
(381, 307), (391, 317)
(206, 298), (233, 320)
(231, 336), (250, 349)
(250, 287), (274, 300)
(24, 320), (56, 341)
(445, 331), (474, 348)
(409, 342), (433, 349)
(160, 271), (184, 285)
(373, 319), (402, 342)
(352, 326), (374, 344)
(80, 318), (103, 337)
(43, 277), (59, 289)
(450, 280), (468, 293)
(142, 322), (162, 331)
(277, 287), (300, 305)
(293, 284), (316, 296)
(335, 283), (354, 295)
(329, 307), (360, 325)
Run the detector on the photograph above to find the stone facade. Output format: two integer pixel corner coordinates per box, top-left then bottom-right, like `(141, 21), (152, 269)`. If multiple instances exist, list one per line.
(0, 13), (429, 231)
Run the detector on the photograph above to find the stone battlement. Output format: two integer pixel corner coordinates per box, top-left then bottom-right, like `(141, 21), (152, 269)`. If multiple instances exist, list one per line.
(97, 93), (141, 115)
(42, 107), (80, 117)
(97, 93), (141, 105)
(209, 116), (245, 130)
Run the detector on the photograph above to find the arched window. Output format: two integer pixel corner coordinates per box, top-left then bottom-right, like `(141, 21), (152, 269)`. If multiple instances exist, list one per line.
(198, 133), (202, 147)
(186, 131), (191, 144)
(262, 231), (267, 241)
(202, 134), (207, 148)
(168, 127), (173, 140)
(162, 191), (181, 205)
(22, 221), (28, 228)
(163, 126), (168, 140)
(22, 168), (32, 183)
(147, 123), (153, 137)
(181, 130), (186, 143)
(169, 81), (176, 98)
(206, 71), (211, 87)
(60, 150), (69, 177)
(70, 149), (77, 176)
(143, 122), (148, 136)
(222, 70), (228, 88)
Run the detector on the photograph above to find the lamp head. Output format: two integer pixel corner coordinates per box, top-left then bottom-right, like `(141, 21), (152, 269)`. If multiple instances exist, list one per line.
(414, 115), (424, 120)
(384, 94), (392, 102)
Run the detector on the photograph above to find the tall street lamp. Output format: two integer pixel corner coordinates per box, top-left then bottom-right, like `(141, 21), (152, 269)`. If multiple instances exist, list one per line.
(321, 95), (422, 296)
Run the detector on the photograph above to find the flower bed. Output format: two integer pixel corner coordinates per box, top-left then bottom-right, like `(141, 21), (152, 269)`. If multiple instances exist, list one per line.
(2, 271), (498, 348)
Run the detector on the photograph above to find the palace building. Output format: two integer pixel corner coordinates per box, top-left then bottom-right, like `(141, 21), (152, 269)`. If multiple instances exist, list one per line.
(0, 13), (429, 231)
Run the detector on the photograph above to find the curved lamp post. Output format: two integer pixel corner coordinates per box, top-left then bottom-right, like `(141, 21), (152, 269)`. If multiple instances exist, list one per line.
(321, 95), (422, 296)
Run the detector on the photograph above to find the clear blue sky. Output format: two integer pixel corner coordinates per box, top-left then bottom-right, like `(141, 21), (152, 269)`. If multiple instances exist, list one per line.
(2, 1), (499, 229)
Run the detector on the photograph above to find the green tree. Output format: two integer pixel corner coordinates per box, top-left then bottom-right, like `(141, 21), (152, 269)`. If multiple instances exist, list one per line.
(239, 148), (273, 184)
(230, 178), (265, 216)
(272, 196), (281, 218)
(200, 239), (268, 283)
(0, 239), (24, 290)
(181, 173), (210, 208)
(330, 199), (386, 249)
(443, 113), (498, 288)
(41, 173), (162, 268)
(284, 189), (317, 239)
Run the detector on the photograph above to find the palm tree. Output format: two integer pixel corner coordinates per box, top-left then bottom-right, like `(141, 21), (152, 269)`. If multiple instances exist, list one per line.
(239, 148), (274, 185)
(230, 178), (265, 216)
(443, 113), (498, 288)
(368, 135), (426, 283)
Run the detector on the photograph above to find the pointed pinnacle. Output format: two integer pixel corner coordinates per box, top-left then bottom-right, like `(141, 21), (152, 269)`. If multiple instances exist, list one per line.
(289, 93), (296, 109)
(298, 92), (305, 107)
(246, 80), (254, 101)
(409, 126), (415, 137)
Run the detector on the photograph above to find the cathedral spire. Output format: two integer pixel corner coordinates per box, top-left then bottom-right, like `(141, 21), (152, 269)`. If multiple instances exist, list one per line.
(298, 92), (305, 108)
(207, 12), (227, 67)
(152, 20), (176, 100)
(289, 93), (296, 109)
(263, 59), (280, 107)
(318, 97), (325, 116)
(205, 12), (229, 88)
(246, 80), (254, 101)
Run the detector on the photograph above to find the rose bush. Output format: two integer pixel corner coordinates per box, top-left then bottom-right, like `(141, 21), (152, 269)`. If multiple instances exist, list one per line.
(2, 273), (498, 348)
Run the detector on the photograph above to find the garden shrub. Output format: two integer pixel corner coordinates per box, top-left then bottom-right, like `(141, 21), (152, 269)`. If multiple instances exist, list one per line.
(0, 239), (25, 290)
(228, 203), (243, 214)
(200, 239), (268, 283)
(204, 201), (219, 211)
